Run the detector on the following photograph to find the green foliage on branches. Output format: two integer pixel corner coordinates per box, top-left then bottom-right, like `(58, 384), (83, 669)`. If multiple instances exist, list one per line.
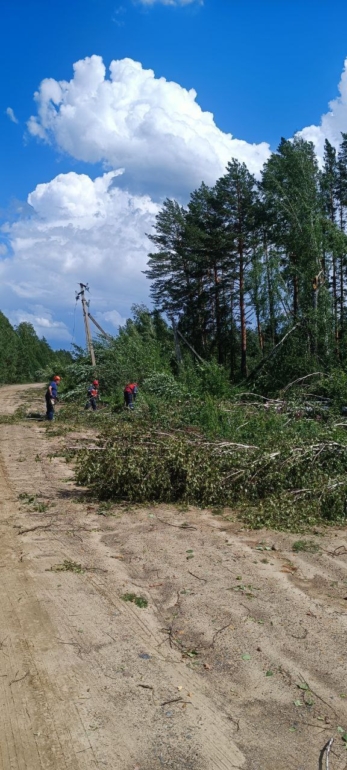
(75, 414), (347, 531)
(0, 312), (70, 384)
(146, 135), (347, 388)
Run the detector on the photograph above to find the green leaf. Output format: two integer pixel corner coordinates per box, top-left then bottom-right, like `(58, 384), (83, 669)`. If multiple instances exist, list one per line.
(294, 700), (304, 707)
(266, 670), (274, 676)
(242, 654), (251, 661)
(296, 682), (309, 691)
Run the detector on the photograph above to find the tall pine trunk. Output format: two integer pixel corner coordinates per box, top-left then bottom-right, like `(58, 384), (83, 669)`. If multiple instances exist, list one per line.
(332, 253), (339, 359)
(229, 280), (237, 378)
(239, 238), (247, 377)
(264, 238), (276, 347)
(213, 264), (223, 364)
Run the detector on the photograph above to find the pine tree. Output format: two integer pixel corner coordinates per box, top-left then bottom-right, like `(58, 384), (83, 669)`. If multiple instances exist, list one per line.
(185, 183), (231, 363)
(336, 133), (347, 354)
(321, 139), (340, 356)
(216, 160), (258, 377)
(146, 199), (190, 316)
(261, 138), (327, 361)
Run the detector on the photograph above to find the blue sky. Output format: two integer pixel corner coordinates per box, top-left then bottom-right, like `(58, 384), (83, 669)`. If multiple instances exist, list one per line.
(2, 0), (347, 347)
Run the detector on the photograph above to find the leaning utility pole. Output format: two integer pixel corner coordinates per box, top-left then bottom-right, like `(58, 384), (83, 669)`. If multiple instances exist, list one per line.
(76, 283), (96, 367)
(88, 312), (113, 341)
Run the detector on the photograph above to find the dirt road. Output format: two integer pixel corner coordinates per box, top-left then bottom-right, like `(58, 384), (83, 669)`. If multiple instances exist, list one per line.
(0, 384), (347, 770)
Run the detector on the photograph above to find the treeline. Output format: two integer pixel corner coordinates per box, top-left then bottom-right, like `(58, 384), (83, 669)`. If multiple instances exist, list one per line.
(146, 136), (347, 391)
(0, 311), (71, 383)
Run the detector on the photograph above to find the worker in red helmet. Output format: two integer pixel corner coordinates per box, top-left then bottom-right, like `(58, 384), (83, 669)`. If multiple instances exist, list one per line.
(85, 379), (99, 411)
(45, 375), (61, 420)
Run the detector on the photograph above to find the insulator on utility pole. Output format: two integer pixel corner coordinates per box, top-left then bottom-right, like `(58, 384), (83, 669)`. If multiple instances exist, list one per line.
(76, 283), (96, 367)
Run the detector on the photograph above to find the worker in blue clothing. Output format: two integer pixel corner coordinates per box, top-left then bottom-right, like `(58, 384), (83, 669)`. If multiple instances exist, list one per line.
(45, 375), (60, 420)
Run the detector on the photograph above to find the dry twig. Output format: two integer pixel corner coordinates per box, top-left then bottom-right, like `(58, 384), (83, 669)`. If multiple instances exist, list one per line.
(16, 520), (55, 535)
(281, 372), (323, 394)
(299, 674), (337, 717)
(328, 545), (347, 557)
(9, 671), (29, 686)
(188, 571), (207, 582)
(210, 623), (232, 647)
(319, 737), (334, 770)
(160, 697), (193, 707)
(161, 697), (184, 706)
(156, 517), (197, 530)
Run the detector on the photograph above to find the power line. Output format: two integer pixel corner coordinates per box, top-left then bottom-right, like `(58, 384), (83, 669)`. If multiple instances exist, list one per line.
(70, 298), (78, 349)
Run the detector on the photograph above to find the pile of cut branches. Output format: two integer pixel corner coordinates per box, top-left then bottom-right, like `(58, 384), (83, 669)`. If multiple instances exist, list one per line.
(75, 421), (347, 530)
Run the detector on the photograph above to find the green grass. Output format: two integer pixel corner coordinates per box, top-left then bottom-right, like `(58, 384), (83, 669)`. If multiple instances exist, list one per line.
(121, 593), (148, 608)
(50, 560), (84, 573)
(18, 492), (50, 513)
(292, 539), (321, 553)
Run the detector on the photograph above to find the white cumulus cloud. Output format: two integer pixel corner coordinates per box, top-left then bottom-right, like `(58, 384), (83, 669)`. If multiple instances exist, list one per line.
(27, 55), (270, 196)
(99, 309), (127, 328)
(8, 53), (347, 346)
(1, 170), (159, 342)
(8, 308), (70, 341)
(5, 107), (18, 124)
(297, 58), (347, 159)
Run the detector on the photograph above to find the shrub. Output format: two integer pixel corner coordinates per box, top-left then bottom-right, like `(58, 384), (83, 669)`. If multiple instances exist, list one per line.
(142, 372), (187, 400)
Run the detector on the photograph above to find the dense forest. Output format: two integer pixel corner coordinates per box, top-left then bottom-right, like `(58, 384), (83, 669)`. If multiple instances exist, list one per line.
(0, 311), (71, 383)
(146, 136), (347, 392)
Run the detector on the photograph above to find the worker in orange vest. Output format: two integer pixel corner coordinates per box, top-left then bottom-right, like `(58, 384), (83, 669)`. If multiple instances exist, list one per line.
(124, 382), (138, 409)
(85, 379), (99, 411)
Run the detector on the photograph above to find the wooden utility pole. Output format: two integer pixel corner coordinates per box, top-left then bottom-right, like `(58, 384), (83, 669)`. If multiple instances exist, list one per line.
(76, 283), (96, 367)
(88, 312), (113, 341)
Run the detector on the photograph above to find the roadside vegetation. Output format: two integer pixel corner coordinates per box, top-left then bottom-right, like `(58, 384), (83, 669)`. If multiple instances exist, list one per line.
(48, 305), (347, 533)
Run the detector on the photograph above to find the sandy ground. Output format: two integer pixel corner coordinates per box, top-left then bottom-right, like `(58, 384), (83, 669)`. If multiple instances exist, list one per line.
(0, 384), (347, 770)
